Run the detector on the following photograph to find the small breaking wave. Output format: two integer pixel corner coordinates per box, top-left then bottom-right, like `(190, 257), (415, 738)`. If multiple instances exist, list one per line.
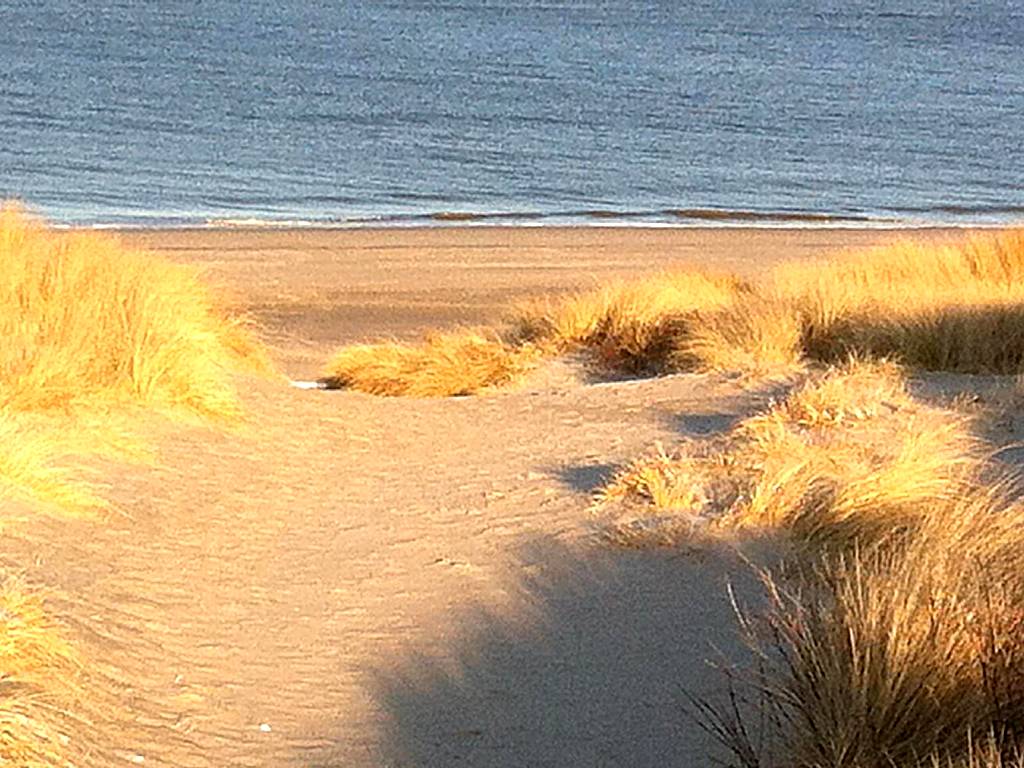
(663, 208), (874, 224)
(44, 203), (1024, 232)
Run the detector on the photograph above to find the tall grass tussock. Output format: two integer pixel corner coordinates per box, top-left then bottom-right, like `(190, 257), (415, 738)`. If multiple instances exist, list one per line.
(0, 204), (267, 418)
(324, 329), (538, 397)
(783, 229), (1024, 373)
(509, 270), (755, 372)
(0, 204), (270, 517)
(597, 348), (1024, 763)
(701, 489), (1024, 767)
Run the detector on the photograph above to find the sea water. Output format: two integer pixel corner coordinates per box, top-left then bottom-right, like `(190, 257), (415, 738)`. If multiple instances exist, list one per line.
(1, 0), (1022, 227)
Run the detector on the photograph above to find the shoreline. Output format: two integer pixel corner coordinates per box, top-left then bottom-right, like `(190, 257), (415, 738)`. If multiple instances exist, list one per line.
(60, 216), (1024, 233)
(116, 224), (997, 378)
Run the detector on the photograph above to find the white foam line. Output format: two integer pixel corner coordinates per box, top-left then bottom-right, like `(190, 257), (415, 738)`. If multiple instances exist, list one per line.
(290, 380), (329, 390)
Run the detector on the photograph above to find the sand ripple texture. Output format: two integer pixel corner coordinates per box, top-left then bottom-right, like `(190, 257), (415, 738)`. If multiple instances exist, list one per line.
(3, 371), (772, 767)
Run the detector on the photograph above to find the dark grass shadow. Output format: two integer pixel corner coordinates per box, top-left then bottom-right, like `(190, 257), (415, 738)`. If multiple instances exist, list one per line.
(308, 537), (768, 768)
(666, 410), (742, 437)
(805, 304), (1024, 375)
(550, 462), (619, 493)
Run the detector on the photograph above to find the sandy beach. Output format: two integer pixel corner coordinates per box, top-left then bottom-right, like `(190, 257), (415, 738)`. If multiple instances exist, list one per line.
(121, 226), (957, 377)
(7, 224), (995, 766)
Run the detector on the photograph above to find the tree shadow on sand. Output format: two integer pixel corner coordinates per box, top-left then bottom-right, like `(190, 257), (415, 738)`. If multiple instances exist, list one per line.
(328, 537), (766, 767)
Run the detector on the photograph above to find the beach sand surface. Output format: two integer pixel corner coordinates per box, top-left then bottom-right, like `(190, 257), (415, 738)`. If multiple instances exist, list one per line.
(121, 226), (955, 377)
(8, 226), (973, 766)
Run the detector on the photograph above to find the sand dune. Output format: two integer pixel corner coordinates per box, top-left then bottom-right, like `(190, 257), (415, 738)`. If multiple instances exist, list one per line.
(6, 224), (1001, 766)
(121, 226), (949, 378)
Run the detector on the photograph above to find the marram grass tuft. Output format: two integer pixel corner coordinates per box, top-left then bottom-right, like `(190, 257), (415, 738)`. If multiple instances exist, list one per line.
(600, 359), (986, 549)
(699, 492), (1024, 768)
(0, 204), (269, 419)
(0, 577), (88, 767)
(0, 204), (270, 516)
(509, 270), (753, 373)
(324, 329), (539, 397)
(781, 228), (1024, 373)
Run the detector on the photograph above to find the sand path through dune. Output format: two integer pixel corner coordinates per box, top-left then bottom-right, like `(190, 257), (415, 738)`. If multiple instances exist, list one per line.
(10, 370), (772, 767)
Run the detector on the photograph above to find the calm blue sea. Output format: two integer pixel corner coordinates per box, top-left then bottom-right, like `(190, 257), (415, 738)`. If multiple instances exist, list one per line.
(1, 1), (1022, 228)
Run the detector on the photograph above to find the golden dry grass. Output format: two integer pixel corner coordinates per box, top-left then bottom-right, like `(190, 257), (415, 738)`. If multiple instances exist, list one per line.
(0, 410), (108, 518)
(509, 270), (753, 372)
(324, 329), (539, 397)
(0, 577), (87, 767)
(324, 227), (1024, 397)
(324, 270), (796, 396)
(672, 294), (805, 376)
(782, 229), (1024, 373)
(318, 229), (1024, 763)
(702, 487), (1024, 768)
(600, 359), (986, 548)
(0, 204), (270, 518)
(0, 204), (268, 418)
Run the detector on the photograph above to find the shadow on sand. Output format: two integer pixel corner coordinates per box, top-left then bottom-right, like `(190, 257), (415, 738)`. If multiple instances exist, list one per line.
(333, 537), (766, 767)
(550, 462), (620, 494)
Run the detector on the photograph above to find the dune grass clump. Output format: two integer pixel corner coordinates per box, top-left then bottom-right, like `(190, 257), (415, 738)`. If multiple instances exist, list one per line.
(700, 490), (1024, 767)
(0, 577), (88, 766)
(0, 204), (269, 515)
(325, 270), (798, 397)
(510, 270), (754, 373)
(784, 229), (1024, 373)
(324, 329), (538, 397)
(0, 205), (268, 418)
(324, 270), (760, 397)
(600, 359), (985, 548)
(672, 295), (805, 376)
(324, 228), (1024, 397)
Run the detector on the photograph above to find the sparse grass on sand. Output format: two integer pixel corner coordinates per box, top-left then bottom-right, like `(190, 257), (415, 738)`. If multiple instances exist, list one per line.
(0, 577), (87, 767)
(324, 228), (1024, 397)
(319, 229), (1024, 766)
(579, 232), (1024, 766)
(600, 358), (985, 549)
(0, 206), (271, 762)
